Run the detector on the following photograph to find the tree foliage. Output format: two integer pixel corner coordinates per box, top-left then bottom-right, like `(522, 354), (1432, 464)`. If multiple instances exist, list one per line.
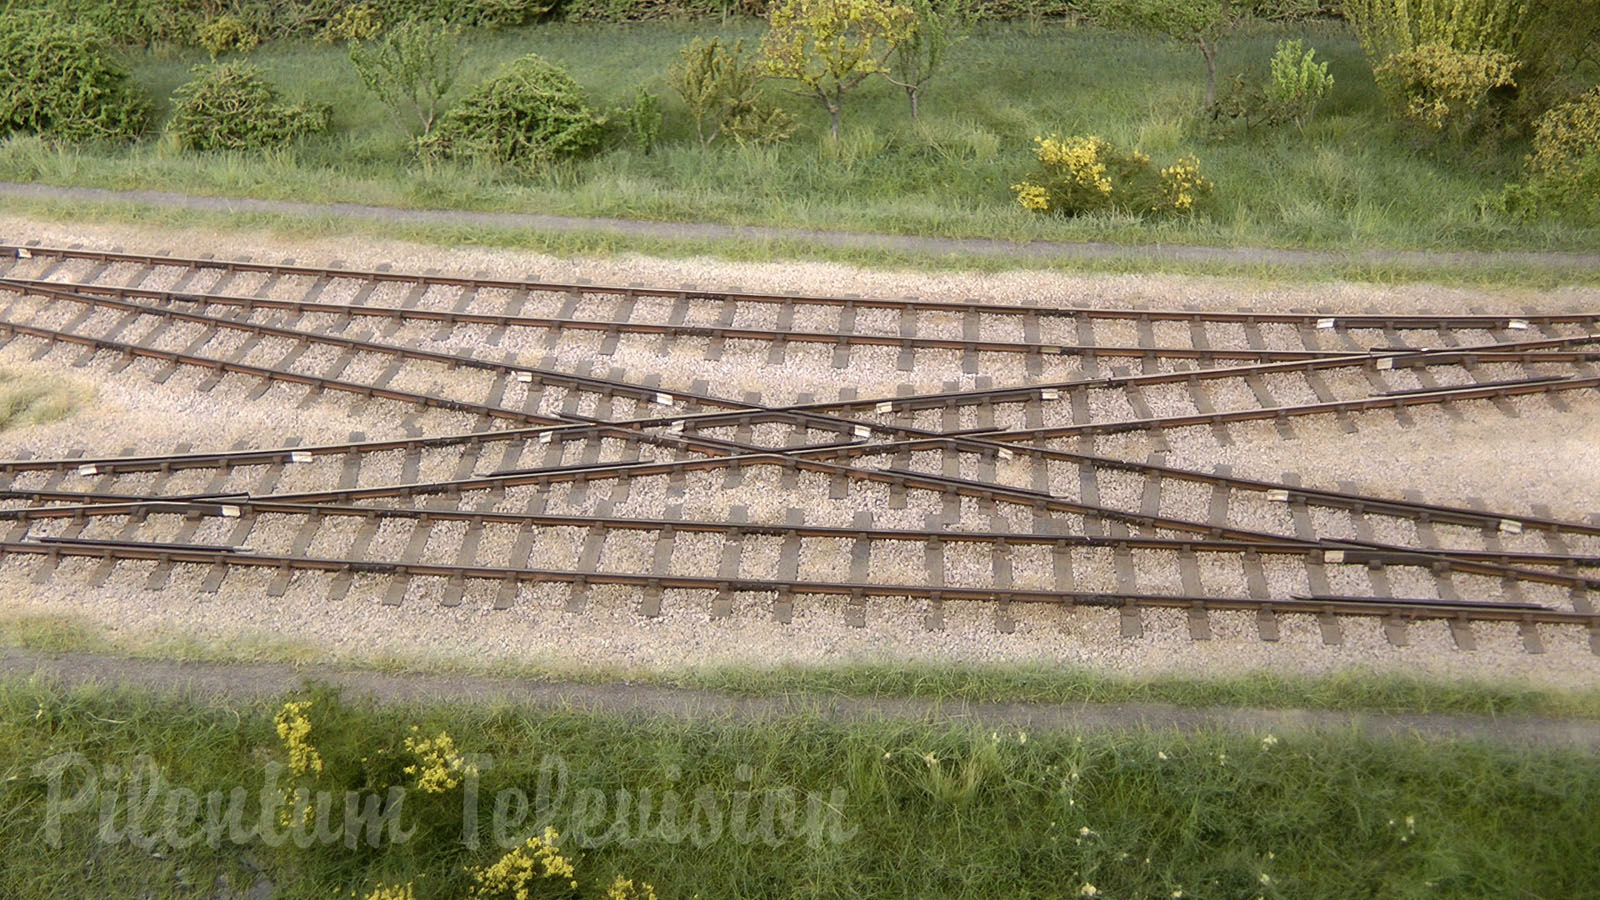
(759, 0), (917, 139)
(667, 37), (795, 147)
(348, 18), (466, 140)
(885, 0), (975, 120)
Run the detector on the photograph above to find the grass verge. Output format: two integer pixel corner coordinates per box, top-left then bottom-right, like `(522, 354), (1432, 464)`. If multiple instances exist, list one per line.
(7, 611), (1600, 721)
(1, 680), (1597, 899)
(5, 193), (1599, 290)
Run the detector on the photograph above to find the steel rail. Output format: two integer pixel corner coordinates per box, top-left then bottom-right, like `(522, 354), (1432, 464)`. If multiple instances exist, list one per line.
(0, 276), (1389, 363)
(7, 456), (1596, 591)
(4, 496), (1594, 571)
(3, 538), (1592, 626)
(8, 243), (1598, 328)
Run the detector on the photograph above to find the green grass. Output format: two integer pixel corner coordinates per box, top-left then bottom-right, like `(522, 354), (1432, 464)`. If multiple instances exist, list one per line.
(2, 680), (1598, 899)
(7, 191), (1600, 291)
(3, 19), (1595, 253)
(9, 611), (1600, 720)
(0, 368), (87, 431)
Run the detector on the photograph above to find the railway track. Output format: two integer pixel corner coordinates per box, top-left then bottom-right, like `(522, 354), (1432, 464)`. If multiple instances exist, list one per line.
(2, 240), (1597, 653)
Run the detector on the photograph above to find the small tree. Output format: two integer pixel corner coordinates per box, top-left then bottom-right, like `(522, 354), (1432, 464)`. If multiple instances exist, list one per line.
(1098, 0), (1246, 108)
(885, 0), (975, 121)
(348, 19), (465, 141)
(668, 37), (795, 147)
(760, 0), (918, 140)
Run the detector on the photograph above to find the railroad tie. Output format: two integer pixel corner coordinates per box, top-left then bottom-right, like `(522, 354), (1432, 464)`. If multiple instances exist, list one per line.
(833, 298), (856, 369)
(771, 508), (805, 624)
(703, 295), (737, 361)
(765, 297), (794, 365)
(961, 306), (981, 374)
(923, 511), (946, 631)
(567, 521), (608, 613)
(1243, 372), (1296, 440)
(845, 511), (873, 627)
(378, 270), (436, 339)
(484, 284), (525, 345)
(711, 505), (748, 618)
(1183, 375), (1232, 446)
(897, 308), (919, 371)
(1340, 480), (1396, 606)
(1138, 452), (1165, 536)
(29, 450), (87, 583)
(1115, 542), (1141, 638)
(990, 519), (1016, 634)
(431, 277), (482, 342)
(1075, 315), (1099, 378)
(269, 513), (325, 597)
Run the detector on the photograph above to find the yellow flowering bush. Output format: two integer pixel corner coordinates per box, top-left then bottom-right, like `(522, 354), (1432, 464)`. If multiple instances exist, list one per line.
(1012, 134), (1211, 217)
(604, 876), (659, 900)
(274, 700), (323, 777)
(403, 726), (478, 794)
(1373, 41), (1517, 137)
(470, 827), (580, 898)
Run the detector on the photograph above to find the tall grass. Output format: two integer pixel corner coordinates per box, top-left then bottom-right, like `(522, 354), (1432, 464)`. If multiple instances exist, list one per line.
(3, 681), (1599, 899)
(1, 19), (1593, 252)
(0, 369), (86, 431)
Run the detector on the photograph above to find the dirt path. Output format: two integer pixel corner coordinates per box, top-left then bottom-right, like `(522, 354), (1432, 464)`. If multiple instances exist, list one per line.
(7, 648), (1599, 751)
(6, 181), (1600, 271)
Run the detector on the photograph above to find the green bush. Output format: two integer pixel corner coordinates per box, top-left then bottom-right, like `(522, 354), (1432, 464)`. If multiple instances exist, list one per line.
(667, 37), (795, 147)
(1498, 86), (1600, 219)
(348, 19), (466, 139)
(0, 15), (150, 143)
(1011, 134), (1212, 217)
(1373, 41), (1518, 138)
(418, 54), (606, 172)
(168, 63), (331, 152)
(1265, 38), (1333, 127)
(197, 15), (259, 58)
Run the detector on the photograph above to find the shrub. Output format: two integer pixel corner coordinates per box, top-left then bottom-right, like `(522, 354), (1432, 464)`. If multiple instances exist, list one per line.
(1373, 42), (1517, 137)
(759, 0), (918, 140)
(1345, 0), (1529, 60)
(668, 37), (795, 147)
(348, 19), (465, 140)
(168, 63), (331, 152)
(419, 54), (606, 172)
(1265, 38), (1333, 127)
(1010, 134), (1212, 216)
(0, 15), (150, 143)
(1498, 86), (1600, 219)
(197, 15), (259, 58)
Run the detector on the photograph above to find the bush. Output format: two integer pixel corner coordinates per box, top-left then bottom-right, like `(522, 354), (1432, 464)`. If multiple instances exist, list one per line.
(419, 54), (606, 172)
(1344, 0), (1529, 59)
(348, 19), (465, 140)
(0, 15), (150, 143)
(668, 37), (795, 147)
(1265, 38), (1333, 127)
(197, 15), (259, 58)
(1498, 86), (1600, 219)
(321, 3), (388, 41)
(0, 14), (148, 142)
(168, 63), (331, 152)
(1373, 42), (1517, 137)
(1010, 134), (1212, 217)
